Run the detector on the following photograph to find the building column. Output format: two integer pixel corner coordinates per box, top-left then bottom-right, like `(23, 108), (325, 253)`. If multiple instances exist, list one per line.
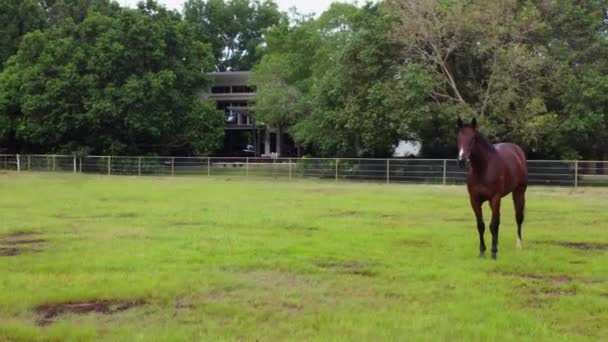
(276, 128), (282, 157)
(264, 129), (271, 155)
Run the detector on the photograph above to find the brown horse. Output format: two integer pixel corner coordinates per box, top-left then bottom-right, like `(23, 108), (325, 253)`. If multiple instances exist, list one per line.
(456, 118), (528, 259)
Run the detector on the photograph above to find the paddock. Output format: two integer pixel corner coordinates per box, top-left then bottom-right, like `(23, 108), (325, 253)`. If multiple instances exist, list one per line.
(1, 172), (607, 341)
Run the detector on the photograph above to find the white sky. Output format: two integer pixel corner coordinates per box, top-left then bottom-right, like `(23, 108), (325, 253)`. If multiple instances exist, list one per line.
(115, 0), (363, 16)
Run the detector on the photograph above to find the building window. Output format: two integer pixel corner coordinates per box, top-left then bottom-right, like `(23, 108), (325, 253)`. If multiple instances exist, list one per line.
(231, 85), (255, 93)
(212, 86), (231, 94)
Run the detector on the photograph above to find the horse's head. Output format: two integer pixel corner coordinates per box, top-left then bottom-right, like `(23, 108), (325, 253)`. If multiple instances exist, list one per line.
(456, 117), (478, 168)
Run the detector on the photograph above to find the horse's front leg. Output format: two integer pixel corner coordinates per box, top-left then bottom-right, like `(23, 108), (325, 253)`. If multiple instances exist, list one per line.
(469, 196), (486, 257)
(489, 195), (501, 260)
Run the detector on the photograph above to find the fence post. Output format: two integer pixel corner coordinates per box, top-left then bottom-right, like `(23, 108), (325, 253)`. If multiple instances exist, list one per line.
(335, 158), (339, 182)
(171, 157), (175, 177)
(207, 157), (210, 176)
(53, 155), (56, 171)
(246, 157), (249, 178)
(138, 157), (142, 176)
(289, 158), (292, 180)
(443, 159), (447, 185)
(107, 156), (111, 175)
(574, 160), (578, 189)
(79, 157), (82, 173)
(16, 154), (20, 172)
(73, 155), (76, 174)
(386, 159), (390, 184)
(28, 155), (31, 171)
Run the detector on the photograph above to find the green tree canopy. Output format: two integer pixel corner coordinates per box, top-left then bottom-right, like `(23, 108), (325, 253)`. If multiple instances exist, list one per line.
(0, 0), (223, 155)
(0, 0), (47, 69)
(183, 0), (283, 71)
(254, 3), (414, 157)
(388, 0), (608, 158)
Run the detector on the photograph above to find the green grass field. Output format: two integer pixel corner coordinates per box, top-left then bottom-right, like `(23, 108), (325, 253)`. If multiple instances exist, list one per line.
(0, 172), (607, 341)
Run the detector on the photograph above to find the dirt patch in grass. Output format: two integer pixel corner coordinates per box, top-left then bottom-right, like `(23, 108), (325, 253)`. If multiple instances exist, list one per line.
(178, 270), (322, 316)
(500, 272), (605, 287)
(174, 298), (197, 312)
(536, 240), (608, 251)
(1, 238), (46, 245)
(244, 270), (320, 290)
(169, 221), (200, 227)
(382, 291), (404, 300)
(55, 212), (139, 220)
(0, 247), (20, 256)
(316, 260), (376, 277)
(378, 213), (400, 219)
(496, 271), (572, 285)
(328, 210), (363, 217)
(443, 217), (470, 223)
(327, 210), (399, 219)
(53, 212), (70, 219)
(0, 231), (42, 239)
(35, 300), (145, 326)
(284, 223), (319, 231)
(394, 239), (430, 248)
(0, 231), (45, 257)
(113, 212), (139, 218)
(516, 283), (577, 308)
(304, 188), (348, 194)
(569, 260), (586, 265)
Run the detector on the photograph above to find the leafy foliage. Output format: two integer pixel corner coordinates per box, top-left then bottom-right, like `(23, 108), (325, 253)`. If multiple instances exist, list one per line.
(183, 0), (282, 71)
(0, 1), (223, 155)
(1, 0), (607, 159)
(0, 0), (47, 69)
(388, 0), (608, 158)
(255, 0), (608, 159)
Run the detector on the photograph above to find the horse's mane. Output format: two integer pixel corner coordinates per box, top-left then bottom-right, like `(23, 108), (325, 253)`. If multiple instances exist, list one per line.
(463, 124), (495, 151)
(476, 132), (495, 151)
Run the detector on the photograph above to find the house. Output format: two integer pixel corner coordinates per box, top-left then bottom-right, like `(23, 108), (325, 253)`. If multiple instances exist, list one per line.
(203, 71), (297, 157)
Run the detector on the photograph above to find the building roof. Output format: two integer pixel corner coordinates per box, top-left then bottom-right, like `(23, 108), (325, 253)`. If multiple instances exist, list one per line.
(202, 71), (254, 102)
(207, 71), (251, 86)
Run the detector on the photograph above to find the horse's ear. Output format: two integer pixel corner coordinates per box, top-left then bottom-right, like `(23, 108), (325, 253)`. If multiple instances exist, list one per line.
(471, 117), (477, 129)
(457, 117), (463, 128)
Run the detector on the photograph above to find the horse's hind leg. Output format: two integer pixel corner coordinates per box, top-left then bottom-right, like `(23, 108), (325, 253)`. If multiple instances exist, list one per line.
(470, 197), (486, 257)
(513, 186), (526, 250)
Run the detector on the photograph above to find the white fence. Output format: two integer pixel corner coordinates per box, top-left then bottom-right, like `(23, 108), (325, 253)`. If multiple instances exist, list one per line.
(1, 154), (608, 188)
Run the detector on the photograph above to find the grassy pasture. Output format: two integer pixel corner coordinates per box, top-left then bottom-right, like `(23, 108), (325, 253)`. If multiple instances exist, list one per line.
(0, 172), (607, 341)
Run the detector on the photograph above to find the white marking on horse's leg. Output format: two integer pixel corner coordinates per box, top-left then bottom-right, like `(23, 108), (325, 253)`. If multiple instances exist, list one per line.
(458, 148), (464, 160)
(516, 238), (522, 250)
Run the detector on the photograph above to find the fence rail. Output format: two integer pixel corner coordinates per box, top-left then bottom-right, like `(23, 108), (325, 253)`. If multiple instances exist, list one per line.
(2, 154), (608, 187)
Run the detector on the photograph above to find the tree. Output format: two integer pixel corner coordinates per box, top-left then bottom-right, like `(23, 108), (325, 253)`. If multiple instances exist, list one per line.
(250, 11), (321, 153)
(295, 3), (403, 157)
(0, 0), (224, 155)
(40, 0), (120, 25)
(253, 2), (436, 157)
(387, 0), (570, 157)
(183, 0), (282, 71)
(256, 3), (414, 157)
(0, 0), (121, 69)
(537, 0), (608, 159)
(252, 0), (608, 159)
(0, 0), (46, 68)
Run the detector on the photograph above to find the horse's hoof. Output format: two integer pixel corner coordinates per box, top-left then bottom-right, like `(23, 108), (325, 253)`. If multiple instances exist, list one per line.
(479, 252), (485, 258)
(516, 238), (523, 250)
(491, 253), (497, 260)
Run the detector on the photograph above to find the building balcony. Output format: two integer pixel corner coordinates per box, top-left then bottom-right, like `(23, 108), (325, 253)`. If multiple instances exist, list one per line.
(207, 92), (255, 102)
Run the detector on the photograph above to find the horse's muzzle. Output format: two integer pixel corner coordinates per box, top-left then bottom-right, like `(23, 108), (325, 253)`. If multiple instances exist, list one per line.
(458, 159), (469, 169)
